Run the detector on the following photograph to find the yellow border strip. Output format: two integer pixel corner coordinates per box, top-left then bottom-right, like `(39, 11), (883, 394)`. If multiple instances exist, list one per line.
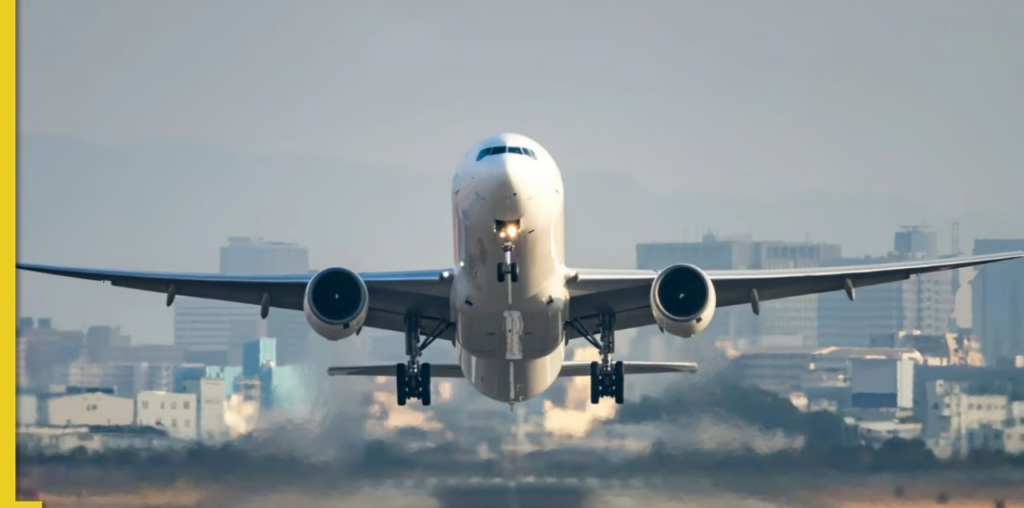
(8, 1), (41, 506)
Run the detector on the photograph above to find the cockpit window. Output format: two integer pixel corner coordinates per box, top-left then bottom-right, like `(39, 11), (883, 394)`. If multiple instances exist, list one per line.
(476, 145), (537, 162)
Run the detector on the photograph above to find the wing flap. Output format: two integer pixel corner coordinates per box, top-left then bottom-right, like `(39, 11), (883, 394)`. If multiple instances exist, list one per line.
(558, 361), (699, 376)
(328, 364), (465, 378)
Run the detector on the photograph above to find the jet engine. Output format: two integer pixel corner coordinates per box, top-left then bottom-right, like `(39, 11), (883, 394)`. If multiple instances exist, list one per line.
(303, 267), (369, 341)
(649, 263), (717, 338)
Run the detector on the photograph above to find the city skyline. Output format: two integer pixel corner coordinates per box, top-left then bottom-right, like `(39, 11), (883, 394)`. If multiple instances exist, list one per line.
(17, 1), (1024, 344)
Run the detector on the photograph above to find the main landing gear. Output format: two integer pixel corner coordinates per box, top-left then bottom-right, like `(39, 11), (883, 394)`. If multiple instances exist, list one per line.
(395, 315), (451, 407)
(568, 313), (624, 405)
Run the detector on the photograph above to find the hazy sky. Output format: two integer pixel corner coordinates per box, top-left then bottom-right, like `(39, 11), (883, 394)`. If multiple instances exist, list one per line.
(17, 1), (1024, 343)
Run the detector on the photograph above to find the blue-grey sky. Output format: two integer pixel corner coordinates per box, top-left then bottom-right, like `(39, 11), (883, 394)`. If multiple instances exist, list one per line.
(17, 0), (1024, 343)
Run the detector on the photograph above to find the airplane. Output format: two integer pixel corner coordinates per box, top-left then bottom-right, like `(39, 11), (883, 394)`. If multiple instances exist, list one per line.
(17, 133), (1024, 408)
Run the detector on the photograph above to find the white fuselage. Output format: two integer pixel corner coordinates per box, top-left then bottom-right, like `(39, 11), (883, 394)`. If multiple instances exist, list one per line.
(449, 134), (569, 403)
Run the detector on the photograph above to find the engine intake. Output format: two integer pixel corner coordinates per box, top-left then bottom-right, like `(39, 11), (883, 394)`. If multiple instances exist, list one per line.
(303, 267), (369, 341)
(650, 264), (717, 338)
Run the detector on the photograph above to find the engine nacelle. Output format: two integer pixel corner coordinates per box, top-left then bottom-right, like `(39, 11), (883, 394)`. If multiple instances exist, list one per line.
(650, 263), (717, 338)
(303, 267), (369, 341)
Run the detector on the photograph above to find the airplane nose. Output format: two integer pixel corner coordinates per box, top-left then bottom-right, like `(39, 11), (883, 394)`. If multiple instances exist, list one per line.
(493, 157), (534, 192)
(482, 157), (535, 217)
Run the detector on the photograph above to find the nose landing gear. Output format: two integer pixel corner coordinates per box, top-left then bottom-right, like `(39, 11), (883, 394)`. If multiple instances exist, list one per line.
(497, 257), (519, 283)
(495, 220), (521, 283)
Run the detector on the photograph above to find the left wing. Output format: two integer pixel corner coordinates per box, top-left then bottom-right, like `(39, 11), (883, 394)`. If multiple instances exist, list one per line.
(565, 251), (1024, 339)
(16, 263), (456, 339)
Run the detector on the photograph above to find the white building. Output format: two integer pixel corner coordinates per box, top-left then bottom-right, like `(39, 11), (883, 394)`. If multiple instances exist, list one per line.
(182, 377), (229, 443)
(38, 392), (134, 427)
(16, 393), (38, 425)
(1005, 401), (1024, 456)
(135, 391), (198, 441)
(923, 380), (1013, 459)
(727, 346), (923, 397)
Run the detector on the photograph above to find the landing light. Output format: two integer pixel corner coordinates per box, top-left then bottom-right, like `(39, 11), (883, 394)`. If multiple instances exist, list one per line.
(506, 225), (518, 238)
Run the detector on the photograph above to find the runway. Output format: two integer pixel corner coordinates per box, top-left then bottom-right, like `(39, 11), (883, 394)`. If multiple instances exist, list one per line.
(30, 473), (1021, 507)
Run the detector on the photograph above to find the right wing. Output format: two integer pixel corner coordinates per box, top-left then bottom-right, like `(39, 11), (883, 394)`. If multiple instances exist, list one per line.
(565, 251), (1024, 338)
(16, 263), (456, 340)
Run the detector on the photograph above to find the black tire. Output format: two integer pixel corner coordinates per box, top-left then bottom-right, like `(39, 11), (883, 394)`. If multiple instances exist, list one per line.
(395, 363), (408, 406)
(589, 361), (600, 404)
(421, 363), (432, 406)
(510, 262), (519, 283)
(613, 361), (625, 405)
(497, 263), (506, 283)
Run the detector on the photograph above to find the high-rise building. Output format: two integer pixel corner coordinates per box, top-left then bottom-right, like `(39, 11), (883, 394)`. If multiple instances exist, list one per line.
(818, 226), (954, 347)
(174, 237), (312, 365)
(174, 299), (264, 364)
(242, 337), (277, 377)
(972, 239), (1024, 367)
(894, 225), (939, 259)
(18, 318), (86, 388)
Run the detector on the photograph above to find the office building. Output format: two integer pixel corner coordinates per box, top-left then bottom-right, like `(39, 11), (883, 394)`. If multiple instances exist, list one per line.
(182, 377), (230, 443)
(82, 325), (131, 363)
(894, 225), (938, 258)
(67, 362), (141, 397)
(849, 358), (915, 409)
(242, 337), (277, 377)
(818, 226), (954, 347)
(174, 237), (311, 365)
(38, 391), (134, 427)
(17, 318), (86, 388)
(174, 365), (242, 399)
(972, 239), (1024, 367)
(923, 380), (1013, 459)
(136, 391), (198, 441)
(724, 346), (922, 399)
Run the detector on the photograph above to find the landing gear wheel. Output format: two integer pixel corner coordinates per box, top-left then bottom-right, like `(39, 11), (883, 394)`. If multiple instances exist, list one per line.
(573, 313), (622, 405)
(509, 262), (519, 283)
(614, 361), (625, 405)
(395, 363), (408, 406)
(420, 363), (432, 406)
(395, 315), (447, 407)
(497, 263), (506, 283)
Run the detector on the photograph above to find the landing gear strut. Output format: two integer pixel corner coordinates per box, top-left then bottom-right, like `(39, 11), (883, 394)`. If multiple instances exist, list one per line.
(395, 315), (451, 407)
(568, 313), (624, 405)
(497, 245), (519, 283)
